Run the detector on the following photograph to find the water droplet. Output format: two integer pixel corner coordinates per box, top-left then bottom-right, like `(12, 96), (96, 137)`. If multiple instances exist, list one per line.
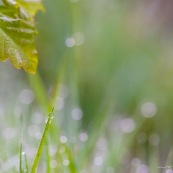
(119, 118), (135, 133)
(22, 152), (26, 156)
(50, 160), (58, 169)
(79, 132), (88, 142)
(71, 108), (83, 121)
(63, 159), (69, 166)
(136, 164), (149, 173)
(166, 169), (173, 173)
(49, 145), (57, 157)
(60, 135), (67, 143)
(65, 37), (75, 47)
(141, 102), (157, 118)
(131, 158), (141, 167)
(94, 156), (103, 166)
(19, 89), (34, 105)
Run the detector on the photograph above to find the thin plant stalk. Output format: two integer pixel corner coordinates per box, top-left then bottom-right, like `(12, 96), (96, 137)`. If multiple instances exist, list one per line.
(31, 108), (54, 173)
(19, 143), (22, 173)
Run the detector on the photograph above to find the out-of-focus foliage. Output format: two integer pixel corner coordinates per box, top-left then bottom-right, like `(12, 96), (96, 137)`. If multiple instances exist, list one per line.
(0, 0), (43, 73)
(36, 0), (173, 171)
(1, 0), (173, 172)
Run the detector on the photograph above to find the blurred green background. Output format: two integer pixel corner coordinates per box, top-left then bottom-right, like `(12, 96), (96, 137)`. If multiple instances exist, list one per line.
(1, 0), (173, 172)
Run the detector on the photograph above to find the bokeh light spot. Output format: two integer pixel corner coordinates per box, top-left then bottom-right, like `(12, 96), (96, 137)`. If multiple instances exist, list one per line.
(141, 102), (157, 118)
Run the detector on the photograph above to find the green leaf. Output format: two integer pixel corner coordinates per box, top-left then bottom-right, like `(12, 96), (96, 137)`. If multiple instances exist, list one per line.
(17, 0), (45, 18)
(0, 0), (43, 73)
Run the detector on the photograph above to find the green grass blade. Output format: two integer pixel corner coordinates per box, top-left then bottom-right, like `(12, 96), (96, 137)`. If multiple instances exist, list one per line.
(31, 108), (54, 173)
(19, 113), (29, 173)
(19, 143), (22, 173)
(24, 152), (29, 173)
(45, 138), (51, 173)
(19, 143), (29, 173)
(28, 73), (52, 115)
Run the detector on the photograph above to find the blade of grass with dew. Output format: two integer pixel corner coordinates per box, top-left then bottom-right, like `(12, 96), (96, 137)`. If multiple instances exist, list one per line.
(19, 143), (29, 173)
(24, 152), (29, 173)
(19, 113), (29, 173)
(31, 108), (54, 173)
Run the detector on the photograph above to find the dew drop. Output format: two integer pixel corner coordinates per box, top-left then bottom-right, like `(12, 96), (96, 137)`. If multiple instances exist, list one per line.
(141, 102), (157, 118)
(50, 160), (58, 169)
(63, 159), (69, 166)
(79, 132), (88, 142)
(19, 89), (34, 105)
(94, 156), (103, 166)
(60, 135), (67, 143)
(119, 118), (135, 133)
(65, 37), (75, 47)
(71, 108), (83, 121)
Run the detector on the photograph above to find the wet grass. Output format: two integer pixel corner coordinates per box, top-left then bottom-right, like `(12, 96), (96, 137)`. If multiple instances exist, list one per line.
(1, 0), (173, 172)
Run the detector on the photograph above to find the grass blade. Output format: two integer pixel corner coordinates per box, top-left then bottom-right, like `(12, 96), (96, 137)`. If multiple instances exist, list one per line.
(31, 108), (54, 173)
(19, 143), (29, 173)
(19, 143), (22, 173)
(45, 138), (51, 173)
(28, 73), (52, 115)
